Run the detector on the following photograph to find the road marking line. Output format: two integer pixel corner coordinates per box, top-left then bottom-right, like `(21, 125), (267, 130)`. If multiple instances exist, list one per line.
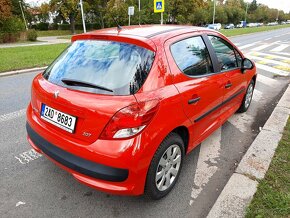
(15, 149), (42, 164)
(274, 65), (290, 72)
(251, 43), (274, 51)
(256, 74), (280, 87)
(189, 128), (221, 205)
(0, 109), (26, 123)
(270, 44), (289, 52)
(248, 51), (290, 60)
(282, 60), (290, 64)
(264, 37), (272, 40)
(228, 113), (255, 133)
(246, 55), (290, 67)
(252, 89), (263, 102)
(255, 63), (290, 76)
(272, 52), (290, 57)
(238, 43), (256, 50)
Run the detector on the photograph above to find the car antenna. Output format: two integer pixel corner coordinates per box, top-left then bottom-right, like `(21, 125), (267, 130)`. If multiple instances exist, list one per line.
(112, 16), (122, 31)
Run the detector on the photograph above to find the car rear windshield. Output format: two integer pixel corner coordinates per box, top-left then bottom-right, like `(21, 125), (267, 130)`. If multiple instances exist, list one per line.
(43, 40), (155, 95)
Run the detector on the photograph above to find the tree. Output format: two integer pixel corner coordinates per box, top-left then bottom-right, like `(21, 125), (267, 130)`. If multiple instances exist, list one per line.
(50, 0), (80, 34)
(248, 0), (257, 13)
(0, 0), (12, 22)
(39, 3), (50, 22)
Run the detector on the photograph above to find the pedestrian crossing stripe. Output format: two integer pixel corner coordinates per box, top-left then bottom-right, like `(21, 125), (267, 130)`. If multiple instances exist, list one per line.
(246, 52), (290, 73)
(255, 61), (290, 73)
(274, 65), (290, 72)
(282, 60), (290, 64)
(249, 52), (290, 63)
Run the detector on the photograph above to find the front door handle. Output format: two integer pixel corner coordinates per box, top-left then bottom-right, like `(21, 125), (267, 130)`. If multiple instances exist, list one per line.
(225, 83), (232, 89)
(188, 97), (201, 104)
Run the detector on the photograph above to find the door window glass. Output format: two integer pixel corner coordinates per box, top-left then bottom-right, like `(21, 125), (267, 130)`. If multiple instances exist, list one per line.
(171, 36), (214, 76)
(208, 36), (238, 71)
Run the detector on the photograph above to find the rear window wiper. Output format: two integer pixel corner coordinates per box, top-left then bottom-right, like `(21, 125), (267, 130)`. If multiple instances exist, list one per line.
(61, 78), (113, 93)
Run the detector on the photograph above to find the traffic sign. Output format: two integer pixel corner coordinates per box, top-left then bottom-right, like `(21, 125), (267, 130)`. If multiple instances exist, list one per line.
(154, 0), (164, 13)
(128, 6), (134, 16)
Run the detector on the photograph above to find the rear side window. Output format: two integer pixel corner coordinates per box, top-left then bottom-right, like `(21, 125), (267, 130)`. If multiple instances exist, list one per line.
(43, 40), (155, 95)
(170, 36), (214, 76)
(208, 36), (238, 71)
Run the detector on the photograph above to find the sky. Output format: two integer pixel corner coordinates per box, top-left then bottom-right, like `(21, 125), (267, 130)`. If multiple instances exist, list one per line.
(25, 0), (290, 13)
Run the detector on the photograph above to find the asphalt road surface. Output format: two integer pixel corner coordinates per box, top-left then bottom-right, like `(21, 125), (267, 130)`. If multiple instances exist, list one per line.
(1, 27), (290, 218)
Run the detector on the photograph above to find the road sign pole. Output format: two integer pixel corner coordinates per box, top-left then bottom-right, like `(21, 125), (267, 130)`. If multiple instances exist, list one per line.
(161, 12), (163, 25)
(138, 0), (141, 25)
(212, 0), (216, 24)
(129, 15), (131, 26)
(19, 1), (28, 30)
(80, 0), (86, 33)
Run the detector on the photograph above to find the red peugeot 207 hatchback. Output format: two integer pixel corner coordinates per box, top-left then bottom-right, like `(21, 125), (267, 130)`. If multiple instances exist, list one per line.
(26, 25), (256, 199)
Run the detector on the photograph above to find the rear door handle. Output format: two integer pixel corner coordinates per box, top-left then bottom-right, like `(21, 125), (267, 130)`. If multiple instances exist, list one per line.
(188, 97), (201, 104)
(225, 83), (232, 88)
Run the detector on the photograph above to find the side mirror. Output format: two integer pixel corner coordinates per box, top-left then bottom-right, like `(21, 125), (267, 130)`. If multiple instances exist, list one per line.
(241, 58), (254, 73)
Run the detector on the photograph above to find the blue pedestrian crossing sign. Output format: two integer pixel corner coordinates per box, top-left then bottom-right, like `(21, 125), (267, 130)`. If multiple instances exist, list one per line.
(154, 0), (164, 13)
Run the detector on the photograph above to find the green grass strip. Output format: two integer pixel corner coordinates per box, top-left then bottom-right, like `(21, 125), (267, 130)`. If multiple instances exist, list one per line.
(0, 43), (69, 72)
(246, 117), (290, 218)
(221, 24), (290, 37)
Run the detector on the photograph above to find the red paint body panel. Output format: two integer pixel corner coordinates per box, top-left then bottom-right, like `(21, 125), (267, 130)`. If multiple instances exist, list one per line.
(26, 25), (256, 196)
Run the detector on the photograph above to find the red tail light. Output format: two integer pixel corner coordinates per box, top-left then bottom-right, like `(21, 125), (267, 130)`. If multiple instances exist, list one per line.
(100, 100), (160, 139)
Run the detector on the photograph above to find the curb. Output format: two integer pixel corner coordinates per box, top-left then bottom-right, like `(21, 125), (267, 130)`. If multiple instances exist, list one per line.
(207, 84), (290, 218)
(0, 67), (47, 78)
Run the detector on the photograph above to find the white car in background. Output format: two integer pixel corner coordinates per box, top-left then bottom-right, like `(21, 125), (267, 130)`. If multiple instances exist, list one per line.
(207, 23), (221, 30)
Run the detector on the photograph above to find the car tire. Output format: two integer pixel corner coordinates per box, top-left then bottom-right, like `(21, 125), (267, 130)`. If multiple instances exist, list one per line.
(145, 132), (185, 200)
(237, 80), (254, 113)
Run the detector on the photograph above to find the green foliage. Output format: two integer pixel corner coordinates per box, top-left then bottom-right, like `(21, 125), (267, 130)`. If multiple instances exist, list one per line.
(0, 0), (12, 21)
(27, 29), (37, 41)
(0, 17), (24, 33)
(0, 17), (25, 43)
(31, 22), (49, 31)
(50, 0), (80, 33)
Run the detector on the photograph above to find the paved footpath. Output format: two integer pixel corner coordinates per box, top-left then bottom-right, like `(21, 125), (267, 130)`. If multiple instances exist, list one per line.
(0, 36), (70, 48)
(207, 84), (290, 218)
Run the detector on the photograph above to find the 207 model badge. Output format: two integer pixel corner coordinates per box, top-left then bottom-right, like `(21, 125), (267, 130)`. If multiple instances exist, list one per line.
(54, 90), (59, 99)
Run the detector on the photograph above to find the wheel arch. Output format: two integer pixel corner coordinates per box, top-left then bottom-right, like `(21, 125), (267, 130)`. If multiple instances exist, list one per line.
(171, 126), (189, 154)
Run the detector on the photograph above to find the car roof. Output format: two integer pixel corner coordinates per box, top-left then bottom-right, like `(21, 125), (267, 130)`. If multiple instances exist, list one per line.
(81, 25), (207, 38)
(72, 25), (219, 51)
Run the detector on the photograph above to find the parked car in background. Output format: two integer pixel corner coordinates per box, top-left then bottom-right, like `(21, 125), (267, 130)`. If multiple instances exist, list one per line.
(26, 25), (256, 200)
(224, 23), (235, 29)
(267, 22), (278, 26)
(207, 23), (221, 30)
(247, 23), (258, 27)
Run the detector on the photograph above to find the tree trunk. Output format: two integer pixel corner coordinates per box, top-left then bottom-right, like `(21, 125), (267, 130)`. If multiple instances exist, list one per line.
(69, 14), (76, 34)
(100, 12), (104, 29)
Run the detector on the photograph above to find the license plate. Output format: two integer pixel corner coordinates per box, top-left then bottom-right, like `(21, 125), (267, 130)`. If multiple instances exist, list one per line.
(40, 104), (77, 133)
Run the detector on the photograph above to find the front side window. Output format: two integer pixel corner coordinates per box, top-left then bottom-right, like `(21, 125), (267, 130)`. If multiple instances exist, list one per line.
(43, 40), (155, 95)
(208, 36), (238, 71)
(171, 36), (214, 76)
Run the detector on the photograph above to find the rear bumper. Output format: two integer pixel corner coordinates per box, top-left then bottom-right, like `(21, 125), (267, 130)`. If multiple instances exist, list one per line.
(26, 120), (148, 195)
(26, 123), (129, 182)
